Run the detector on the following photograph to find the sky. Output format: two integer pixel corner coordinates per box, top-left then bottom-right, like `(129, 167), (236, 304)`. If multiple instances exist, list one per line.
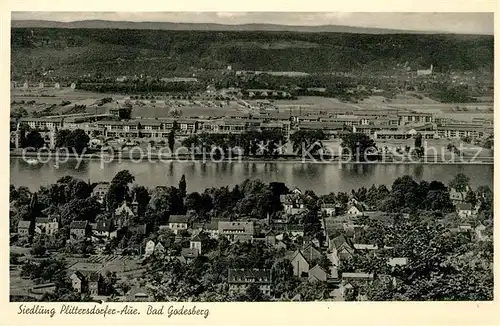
(11, 12), (494, 34)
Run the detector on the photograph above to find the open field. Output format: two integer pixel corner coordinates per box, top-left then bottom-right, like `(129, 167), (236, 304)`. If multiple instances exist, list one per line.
(10, 270), (34, 297)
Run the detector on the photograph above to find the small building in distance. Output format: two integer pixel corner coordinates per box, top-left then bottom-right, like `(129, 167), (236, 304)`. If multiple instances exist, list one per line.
(457, 203), (473, 219)
(218, 221), (254, 243)
(346, 203), (364, 217)
(189, 234), (203, 255)
(34, 216), (59, 236)
(92, 182), (110, 205)
(70, 220), (90, 241)
(168, 215), (189, 235)
(228, 268), (272, 297)
(17, 220), (34, 238)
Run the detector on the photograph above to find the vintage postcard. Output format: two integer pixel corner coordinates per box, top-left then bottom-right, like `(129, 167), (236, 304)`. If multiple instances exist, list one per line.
(1, 0), (498, 325)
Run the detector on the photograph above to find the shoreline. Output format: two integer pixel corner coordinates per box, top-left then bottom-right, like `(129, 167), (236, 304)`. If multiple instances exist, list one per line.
(10, 150), (494, 165)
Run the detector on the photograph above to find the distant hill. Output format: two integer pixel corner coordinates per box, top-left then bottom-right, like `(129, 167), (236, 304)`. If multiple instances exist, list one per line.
(10, 26), (494, 80)
(11, 19), (447, 35)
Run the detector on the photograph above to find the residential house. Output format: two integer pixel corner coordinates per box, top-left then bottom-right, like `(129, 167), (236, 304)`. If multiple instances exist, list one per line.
(218, 221), (254, 243)
(190, 234), (202, 255)
(168, 215), (189, 235)
(154, 242), (165, 256)
(321, 203), (336, 217)
(34, 216), (59, 236)
(114, 201), (135, 229)
(457, 203), (473, 219)
(144, 240), (155, 258)
(70, 271), (86, 293)
(265, 230), (276, 246)
(94, 219), (116, 239)
(387, 257), (408, 268)
(92, 182), (109, 205)
(286, 224), (305, 239)
(274, 240), (287, 250)
(181, 247), (199, 262)
(289, 244), (323, 278)
(88, 273), (101, 297)
(17, 220), (33, 238)
(228, 269), (272, 297)
(475, 223), (488, 241)
(308, 264), (328, 283)
(436, 124), (491, 139)
(126, 286), (153, 302)
(70, 221), (90, 241)
(129, 223), (149, 236)
(346, 203), (364, 217)
(353, 244), (378, 250)
(342, 272), (374, 283)
(194, 220), (219, 239)
(397, 111), (434, 125)
(449, 186), (470, 205)
(290, 250), (310, 278)
(332, 235), (355, 260)
(280, 194), (305, 215)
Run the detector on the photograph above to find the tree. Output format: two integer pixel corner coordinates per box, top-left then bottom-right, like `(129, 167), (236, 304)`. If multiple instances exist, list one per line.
(289, 130), (325, 156)
(414, 133), (423, 148)
(245, 283), (265, 302)
(465, 190), (477, 207)
(449, 173), (470, 192)
(64, 129), (90, 153)
(107, 170), (135, 210)
(179, 175), (187, 198)
(168, 131), (175, 153)
(131, 185), (150, 217)
(341, 133), (377, 161)
(31, 241), (47, 257)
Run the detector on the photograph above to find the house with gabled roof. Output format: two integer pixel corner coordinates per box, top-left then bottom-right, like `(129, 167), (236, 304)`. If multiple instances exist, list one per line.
(320, 203), (336, 217)
(17, 220), (34, 238)
(331, 235), (355, 260)
(218, 221), (253, 243)
(280, 194), (305, 215)
(190, 234), (203, 255)
(70, 271), (86, 293)
(449, 186), (470, 205)
(114, 201), (135, 229)
(70, 220), (90, 241)
(289, 243), (323, 278)
(193, 220), (219, 239)
(181, 247), (199, 262)
(34, 216), (59, 236)
(94, 219), (116, 238)
(308, 264), (328, 283)
(154, 242), (165, 256)
(457, 203), (473, 218)
(475, 223), (488, 241)
(92, 182), (109, 205)
(168, 215), (189, 234)
(347, 203), (364, 217)
(144, 240), (155, 258)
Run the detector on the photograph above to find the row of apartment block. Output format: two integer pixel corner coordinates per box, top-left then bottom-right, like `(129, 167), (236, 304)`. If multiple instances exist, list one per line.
(16, 109), (492, 142)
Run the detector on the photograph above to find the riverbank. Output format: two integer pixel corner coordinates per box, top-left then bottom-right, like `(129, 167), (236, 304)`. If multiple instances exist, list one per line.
(10, 149), (493, 165)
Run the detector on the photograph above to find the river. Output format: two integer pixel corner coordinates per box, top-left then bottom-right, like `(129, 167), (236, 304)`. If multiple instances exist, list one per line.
(10, 158), (493, 194)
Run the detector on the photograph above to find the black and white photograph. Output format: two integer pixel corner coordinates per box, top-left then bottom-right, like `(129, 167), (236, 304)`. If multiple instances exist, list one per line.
(8, 11), (494, 305)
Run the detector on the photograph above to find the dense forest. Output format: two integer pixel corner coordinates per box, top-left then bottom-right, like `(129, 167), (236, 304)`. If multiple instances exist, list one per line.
(11, 28), (493, 79)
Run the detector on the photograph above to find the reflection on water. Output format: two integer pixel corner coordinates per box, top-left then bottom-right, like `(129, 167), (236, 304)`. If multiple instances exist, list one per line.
(10, 158), (494, 194)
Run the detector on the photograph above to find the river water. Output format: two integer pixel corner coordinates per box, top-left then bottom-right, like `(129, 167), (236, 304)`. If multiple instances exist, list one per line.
(10, 158), (493, 194)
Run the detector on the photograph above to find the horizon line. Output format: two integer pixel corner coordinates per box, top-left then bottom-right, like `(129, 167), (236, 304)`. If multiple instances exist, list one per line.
(10, 18), (494, 35)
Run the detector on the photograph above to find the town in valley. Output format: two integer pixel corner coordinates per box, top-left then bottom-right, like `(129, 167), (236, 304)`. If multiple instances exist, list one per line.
(9, 12), (494, 302)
